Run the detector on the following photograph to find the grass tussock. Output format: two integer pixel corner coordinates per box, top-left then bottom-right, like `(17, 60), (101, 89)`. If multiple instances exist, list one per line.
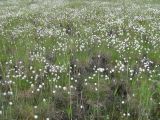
(0, 0), (160, 119)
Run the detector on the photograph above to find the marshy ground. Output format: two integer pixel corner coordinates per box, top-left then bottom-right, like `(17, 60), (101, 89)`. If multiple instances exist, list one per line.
(0, 0), (160, 120)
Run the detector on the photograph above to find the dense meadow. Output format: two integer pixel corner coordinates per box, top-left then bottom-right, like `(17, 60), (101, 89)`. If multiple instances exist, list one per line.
(0, 0), (160, 119)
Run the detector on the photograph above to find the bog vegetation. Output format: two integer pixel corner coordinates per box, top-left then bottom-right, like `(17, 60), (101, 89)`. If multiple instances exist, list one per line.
(0, 0), (160, 119)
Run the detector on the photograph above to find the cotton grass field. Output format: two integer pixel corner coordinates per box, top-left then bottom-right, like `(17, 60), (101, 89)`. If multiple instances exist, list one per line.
(0, 0), (160, 120)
